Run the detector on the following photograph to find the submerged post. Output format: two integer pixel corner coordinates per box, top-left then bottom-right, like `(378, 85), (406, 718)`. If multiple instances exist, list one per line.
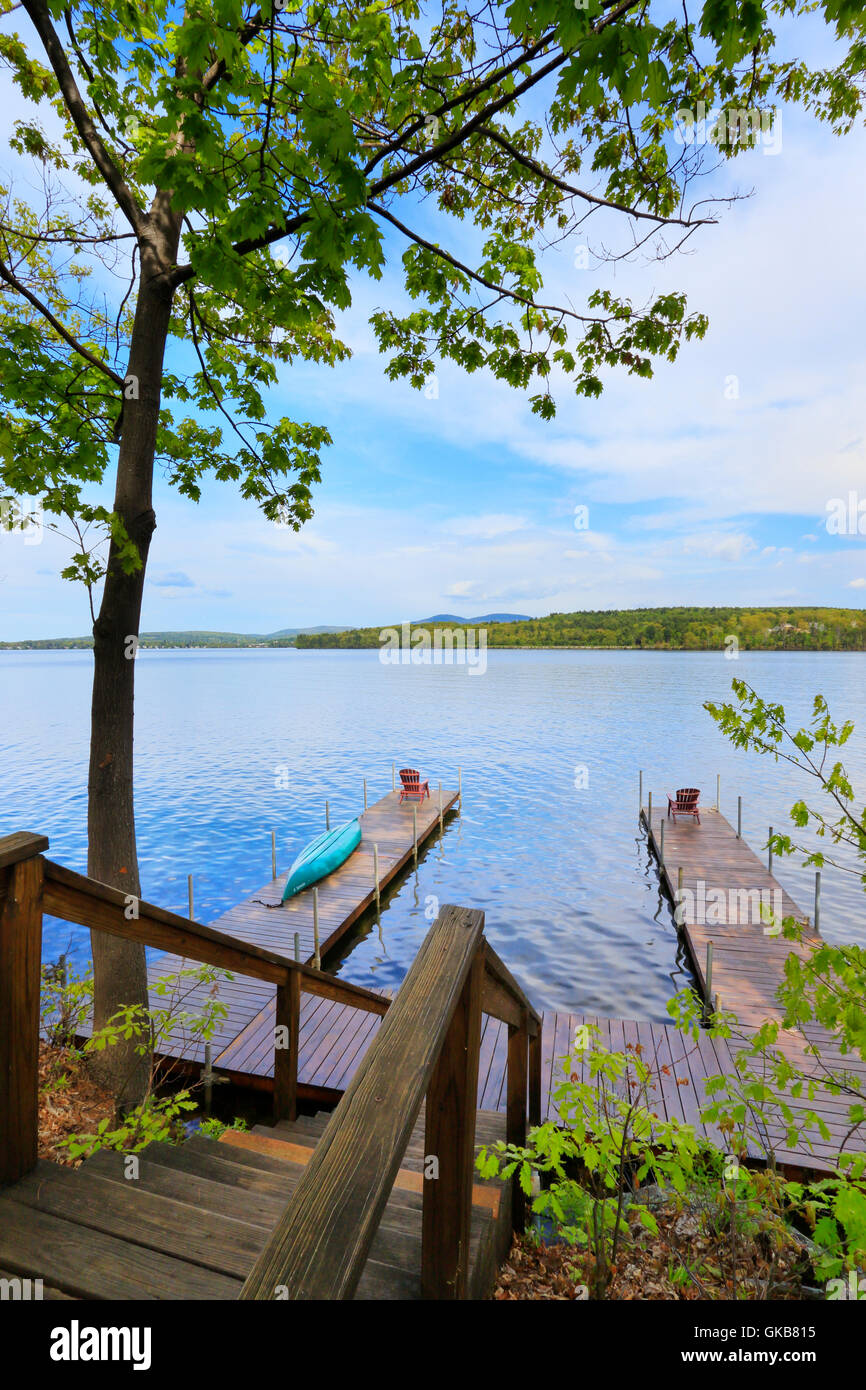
(188, 874), (194, 920)
(814, 871), (821, 933)
(313, 887), (321, 969)
(271, 830), (277, 880)
(737, 796), (742, 839)
(413, 807), (418, 867)
(373, 844), (380, 916)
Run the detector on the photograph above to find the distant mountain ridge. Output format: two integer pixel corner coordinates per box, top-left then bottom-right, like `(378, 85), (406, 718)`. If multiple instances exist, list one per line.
(414, 612), (532, 624)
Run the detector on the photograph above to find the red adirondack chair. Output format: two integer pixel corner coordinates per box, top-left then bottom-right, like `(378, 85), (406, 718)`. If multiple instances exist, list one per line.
(399, 768), (430, 802)
(667, 787), (701, 824)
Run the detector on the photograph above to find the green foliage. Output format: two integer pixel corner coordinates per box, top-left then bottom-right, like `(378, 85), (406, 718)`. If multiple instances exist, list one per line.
(40, 953), (93, 1049)
(197, 1114), (250, 1140)
(3, 0), (865, 586)
(296, 606), (866, 652)
(59, 962), (233, 1157)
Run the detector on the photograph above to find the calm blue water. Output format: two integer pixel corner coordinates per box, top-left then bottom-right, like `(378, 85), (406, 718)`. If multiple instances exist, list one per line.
(2, 648), (865, 1021)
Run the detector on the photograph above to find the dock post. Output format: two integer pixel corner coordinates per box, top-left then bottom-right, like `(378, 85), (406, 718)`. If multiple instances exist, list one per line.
(768, 827), (773, 875)
(294, 932), (300, 962)
(188, 874), (194, 920)
(438, 782), (443, 836)
(705, 941), (713, 1003)
(392, 762), (396, 792)
(271, 829), (277, 880)
(413, 807), (418, 867)
(373, 843), (380, 916)
(659, 816), (665, 868)
(363, 778), (368, 811)
(737, 796), (742, 839)
(204, 1042), (213, 1114)
(313, 887), (321, 970)
(325, 799), (330, 831)
(814, 871), (821, 933)
(716, 773), (721, 811)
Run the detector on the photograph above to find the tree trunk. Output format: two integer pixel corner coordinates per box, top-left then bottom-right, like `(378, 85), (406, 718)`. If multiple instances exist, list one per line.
(87, 233), (180, 1104)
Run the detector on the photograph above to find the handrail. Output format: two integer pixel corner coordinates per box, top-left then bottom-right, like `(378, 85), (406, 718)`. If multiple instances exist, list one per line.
(240, 904), (487, 1300)
(41, 857), (388, 1014)
(240, 904), (543, 1300)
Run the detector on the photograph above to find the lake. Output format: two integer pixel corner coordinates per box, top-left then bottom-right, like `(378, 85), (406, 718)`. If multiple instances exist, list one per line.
(2, 647), (865, 1022)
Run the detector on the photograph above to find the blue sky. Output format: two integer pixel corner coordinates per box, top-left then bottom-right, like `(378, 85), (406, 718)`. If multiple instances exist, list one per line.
(3, 16), (866, 638)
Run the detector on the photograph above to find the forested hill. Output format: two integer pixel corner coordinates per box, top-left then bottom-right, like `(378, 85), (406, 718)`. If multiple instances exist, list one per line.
(295, 608), (866, 651)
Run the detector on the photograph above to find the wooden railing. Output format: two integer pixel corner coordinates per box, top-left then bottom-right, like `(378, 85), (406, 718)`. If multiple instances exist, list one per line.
(239, 904), (542, 1300)
(0, 830), (388, 1185)
(0, 831), (542, 1298)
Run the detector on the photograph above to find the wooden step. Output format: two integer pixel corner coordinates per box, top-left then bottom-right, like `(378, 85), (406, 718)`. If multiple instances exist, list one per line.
(0, 1188), (242, 1300)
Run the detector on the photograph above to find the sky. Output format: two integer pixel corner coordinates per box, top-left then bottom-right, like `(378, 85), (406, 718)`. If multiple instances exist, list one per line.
(2, 13), (866, 638)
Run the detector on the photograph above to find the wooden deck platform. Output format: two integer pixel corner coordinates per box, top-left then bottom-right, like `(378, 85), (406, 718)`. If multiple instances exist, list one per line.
(643, 803), (866, 1172)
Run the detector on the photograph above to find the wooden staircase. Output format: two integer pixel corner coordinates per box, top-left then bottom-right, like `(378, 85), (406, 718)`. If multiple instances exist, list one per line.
(1, 832), (541, 1300)
(0, 1110), (510, 1300)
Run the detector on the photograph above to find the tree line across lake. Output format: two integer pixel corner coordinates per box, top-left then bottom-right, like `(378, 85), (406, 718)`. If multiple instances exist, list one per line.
(4, 607), (866, 652)
(295, 607), (866, 652)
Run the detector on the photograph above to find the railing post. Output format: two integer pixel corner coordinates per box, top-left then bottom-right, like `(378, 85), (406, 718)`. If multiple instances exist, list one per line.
(528, 1025), (542, 1128)
(0, 833), (48, 1187)
(507, 1008), (530, 1233)
(274, 968), (300, 1122)
(421, 950), (483, 1299)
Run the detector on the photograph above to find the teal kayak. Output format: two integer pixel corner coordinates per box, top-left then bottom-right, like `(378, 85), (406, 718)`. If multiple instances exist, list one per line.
(281, 818), (362, 902)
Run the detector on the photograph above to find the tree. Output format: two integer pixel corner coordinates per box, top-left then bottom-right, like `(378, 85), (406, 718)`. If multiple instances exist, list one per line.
(2, 0), (865, 1099)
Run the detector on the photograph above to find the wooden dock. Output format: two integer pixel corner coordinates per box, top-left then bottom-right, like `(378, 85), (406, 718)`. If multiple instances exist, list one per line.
(643, 802), (866, 1171)
(144, 788), (863, 1173)
(148, 786), (457, 1084)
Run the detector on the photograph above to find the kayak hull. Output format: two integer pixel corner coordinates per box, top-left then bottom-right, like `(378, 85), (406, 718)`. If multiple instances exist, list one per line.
(281, 818), (362, 901)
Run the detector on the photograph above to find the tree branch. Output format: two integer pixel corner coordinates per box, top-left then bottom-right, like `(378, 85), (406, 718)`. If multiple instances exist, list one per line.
(22, 0), (146, 236)
(0, 251), (125, 387)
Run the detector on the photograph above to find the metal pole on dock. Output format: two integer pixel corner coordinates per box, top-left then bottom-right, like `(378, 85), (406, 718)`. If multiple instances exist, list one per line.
(737, 796), (742, 840)
(659, 816), (665, 868)
(705, 941), (714, 1002)
(814, 871), (821, 933)
(363, 777), (368, 811)
(188, 874), (194, 920)
(373, 843), (380, 916)
(768, 827), (773, 875)
(413, 807), (418, 867)
(294, 932), (300, 962)
(204, 1042), (212, 1114)
(313, 887), (321, 969)
(325, 799), (330, 831)
(271, 829), (277, 879)
(716, 773), (721, 810)
(438, 782), (443, 836)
